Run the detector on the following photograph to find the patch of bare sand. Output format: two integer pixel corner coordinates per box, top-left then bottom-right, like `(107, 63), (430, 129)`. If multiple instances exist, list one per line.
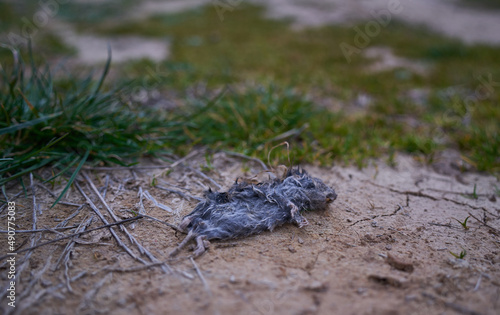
(131, 0), (500, 45)
(363, 47), (429, 74)
(52, 22), (170, 64)
(249, 0), (500, 45)
(1, 152), (499, 315)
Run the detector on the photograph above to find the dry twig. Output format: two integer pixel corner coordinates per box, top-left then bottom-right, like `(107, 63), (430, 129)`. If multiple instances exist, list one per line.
(221, 150), (268, 170)
(185, 166), (222, 190)
(54, 215), (94, 270)
(82, 172), (171, 273)
(155, 185), (203, 202)
(0, 216), (144, 261)
(75, 180), (147, 264)
(191, 257), (211, 294)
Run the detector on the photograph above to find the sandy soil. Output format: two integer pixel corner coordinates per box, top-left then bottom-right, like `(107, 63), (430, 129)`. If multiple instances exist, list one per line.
(1, 152), (499, 315)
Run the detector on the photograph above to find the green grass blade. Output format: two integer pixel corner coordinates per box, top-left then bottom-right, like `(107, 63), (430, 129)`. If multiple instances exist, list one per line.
(186, 86), (227, 120)
(15, 133), (69, 164)
(90, 45), (111, 100)
(0, 112), (62, 135)
(42, 155), (80, 184)
(1, 185), (7, 201)
(50, 148), (90, 208)
(0, 157), (56, 186)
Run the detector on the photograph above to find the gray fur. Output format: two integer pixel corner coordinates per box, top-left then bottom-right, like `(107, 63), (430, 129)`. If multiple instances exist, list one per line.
(169, 168), (337, 258)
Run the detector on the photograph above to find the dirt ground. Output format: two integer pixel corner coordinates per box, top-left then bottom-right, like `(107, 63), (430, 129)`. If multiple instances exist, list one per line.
(1, 151), (499, 315)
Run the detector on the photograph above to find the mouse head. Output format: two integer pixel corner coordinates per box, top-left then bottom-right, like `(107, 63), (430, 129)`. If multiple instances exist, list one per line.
(289, 169), (337, 210)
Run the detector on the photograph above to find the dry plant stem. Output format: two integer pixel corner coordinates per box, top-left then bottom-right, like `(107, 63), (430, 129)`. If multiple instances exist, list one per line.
(191, 257), (211, 294)
(82, 165), (171, 171)
(468, 212), (499, 234)
(56, 204), (86, 228)
(10, 257), (54, 315)
(83, 172), (136, 242)
(76, 180), (148, 264)
(156, 185), (203, 201)
(30, 173), (37, 230)
(267, 124), (308, 143)
(132, 187), (146, 229)
(0, 190), (23, 214)
(54, 215), (93, 270)
(93, 262), (168, 274)
(0, 225), (80, 233)
(153, 149), (201, 178)
(7, 271), (87, 315)
(138, 187), (146, 214)
(18, 255), (53, 301)
(102, 174), (110, 198)
(36, 183), (57, 198)
(82, 172), (171, 273)
(157, 179), (192, 191)
(64, 261), (73, 293)
(8, 173), (42, 295)
(127, 210), (184, 233)
(0, 215), (144, 261)
(221, 150), (268, 170)
(78, 272), (113, 311)
(185, 166), (222, 190)
(58, 201), (84, 207)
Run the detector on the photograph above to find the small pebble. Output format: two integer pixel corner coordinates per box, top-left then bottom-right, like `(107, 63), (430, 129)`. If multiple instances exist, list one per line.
(304, 281), (328, 292)
(288, 246), (297, 253)
(386, 244), (392, 250)
(357, 288), (367, 295)
(298, 237), (304, 244)
(447, 258), (469, 269)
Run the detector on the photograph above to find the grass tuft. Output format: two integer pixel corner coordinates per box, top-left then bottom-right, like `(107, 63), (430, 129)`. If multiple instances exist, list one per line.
(0, 46), (183, 203)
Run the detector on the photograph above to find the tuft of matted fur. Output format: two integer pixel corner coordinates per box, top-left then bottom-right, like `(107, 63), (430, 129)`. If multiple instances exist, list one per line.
(169, 167), (337, 258)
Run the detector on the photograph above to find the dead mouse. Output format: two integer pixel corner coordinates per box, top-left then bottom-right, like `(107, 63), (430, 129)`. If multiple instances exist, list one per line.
(169, 167), (337, 258)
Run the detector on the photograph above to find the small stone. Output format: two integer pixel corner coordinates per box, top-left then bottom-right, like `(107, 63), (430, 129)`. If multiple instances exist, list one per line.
(371, 221), (378, 227)
(288, 246), (297, 253)
(298, 237), (304, 244)
(386, 244), (392, 250)
(229, 275), (236, 283)
(357, 288), (367, 295)
(386, 253), (414, 273)
(368, 274), (405, 288)
(303, 281), (328, 292)
(116, 298), (127, 307)
(447, 258), (469, 269)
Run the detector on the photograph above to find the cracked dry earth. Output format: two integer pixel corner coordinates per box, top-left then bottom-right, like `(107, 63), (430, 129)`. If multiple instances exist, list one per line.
(1, 152), (499, 315)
